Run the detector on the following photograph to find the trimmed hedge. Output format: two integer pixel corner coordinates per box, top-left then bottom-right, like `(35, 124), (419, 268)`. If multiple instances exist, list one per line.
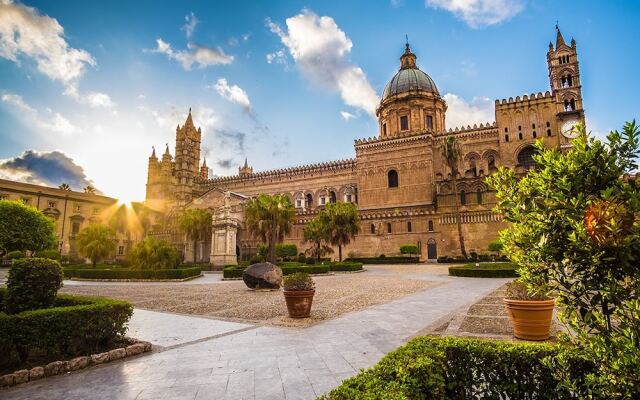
(319, 336), (594, 400)
(0, 288), (133, 367)
(5, 258), (63, 314)
(438, 255), (510, 263)
(329, 262), (363, 272)
(63, 267), (201, 280)
(448, 262), (519, 278)
(344, 256), (416, 264)
(222, 264), (331, 279)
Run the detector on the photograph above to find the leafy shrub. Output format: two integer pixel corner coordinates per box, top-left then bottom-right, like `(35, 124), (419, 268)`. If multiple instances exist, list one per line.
(399, 245), (419, 258)
(63, 267), (200, 280)
(249, 255), (263, 264)
(5, 250), (25, 260)
(487, 122), (640, 397)
(329, 262), (363, 272)
(505, 279), (551, 301)
(276, 243), (298, 259)
(488, 239), (504, 253)
(297, 253), (306, 263)
(469, 251), (478, 260)
(38, 249), (61, 261)
(283, 272), (314, 291)
(5, 258), (63, 314)
(0, 200), (56, 253)
(0, 288), (132, 367)
(127, 237), (178, 269)
(320, 336), (595, 400)
(223, 265), (246, 279)
(281, 265), (329, 275)
(305, 258), (316, 265)
(448, 262), (518, 278)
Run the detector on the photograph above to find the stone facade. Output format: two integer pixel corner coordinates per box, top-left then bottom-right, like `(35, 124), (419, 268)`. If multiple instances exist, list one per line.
(0, 179), (140, 258)
(146, 28), (586, 264)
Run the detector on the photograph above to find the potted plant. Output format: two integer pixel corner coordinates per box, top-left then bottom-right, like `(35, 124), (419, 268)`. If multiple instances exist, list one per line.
(503, 279), (555, 341)
(282, 272), (315, 318)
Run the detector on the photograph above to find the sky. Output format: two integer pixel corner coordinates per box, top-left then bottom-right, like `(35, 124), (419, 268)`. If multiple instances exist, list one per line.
(0, 0), (638, 203)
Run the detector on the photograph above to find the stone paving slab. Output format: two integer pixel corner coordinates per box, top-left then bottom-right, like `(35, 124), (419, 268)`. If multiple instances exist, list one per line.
(2, 266), (510, 400)
(128, 309), (254, 348)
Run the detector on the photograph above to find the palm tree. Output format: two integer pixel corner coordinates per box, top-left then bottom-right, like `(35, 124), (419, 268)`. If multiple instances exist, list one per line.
(76, 224), (117, 267)
(303, 217), (333, 262)
(244, 194), (295, 263)
(84, 185), (96, 194)
(440, 136), (467, 259)
(320, 202), (360, 262)
(58, 183), (71, 190)
(177, 208), (212, 263)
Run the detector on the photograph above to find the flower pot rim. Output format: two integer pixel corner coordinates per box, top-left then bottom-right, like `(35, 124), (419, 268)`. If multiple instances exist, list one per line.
(503, 297), (556, 305)
(283, 289), (315, 295)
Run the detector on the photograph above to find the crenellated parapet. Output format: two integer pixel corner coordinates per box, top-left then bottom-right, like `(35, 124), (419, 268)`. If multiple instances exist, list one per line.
(435, 122), (498, 142)
(198, 158), (357, 186)
(355, 131), (433, 152)
(495, 91), (553, 110)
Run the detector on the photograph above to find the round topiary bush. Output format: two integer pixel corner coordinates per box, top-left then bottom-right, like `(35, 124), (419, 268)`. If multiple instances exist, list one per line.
(5, 250), (25, 260)
(5, 257), (64, 314)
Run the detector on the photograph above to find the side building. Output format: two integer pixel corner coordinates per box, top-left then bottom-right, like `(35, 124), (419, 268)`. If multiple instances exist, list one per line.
(145, 27), (585, 264)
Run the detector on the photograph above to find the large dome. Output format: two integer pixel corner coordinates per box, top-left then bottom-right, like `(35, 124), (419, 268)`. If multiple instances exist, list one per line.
(382, 68), (439, 100)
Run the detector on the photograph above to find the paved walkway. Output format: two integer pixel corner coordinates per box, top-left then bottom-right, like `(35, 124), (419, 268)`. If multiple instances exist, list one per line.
(2, 266), (509, 400)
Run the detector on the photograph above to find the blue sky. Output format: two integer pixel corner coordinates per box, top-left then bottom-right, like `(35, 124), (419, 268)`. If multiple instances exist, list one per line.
(0, 0), (638, 202)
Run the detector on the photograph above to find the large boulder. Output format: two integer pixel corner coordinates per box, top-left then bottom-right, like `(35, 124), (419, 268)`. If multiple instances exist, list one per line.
(242, 262), (283, 289)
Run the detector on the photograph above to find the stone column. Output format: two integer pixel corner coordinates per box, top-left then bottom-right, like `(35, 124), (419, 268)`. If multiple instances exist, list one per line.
(210, 218), (238, 267)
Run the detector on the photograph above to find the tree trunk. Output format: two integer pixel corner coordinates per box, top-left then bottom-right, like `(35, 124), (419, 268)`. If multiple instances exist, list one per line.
(338, 245), (342, 262)
(193, 239), (197, 263)
(451, 173), (468, 259)
(316, 241), (321, 262)
(93, 258), (97, 268)
(268, 229), (277, 263)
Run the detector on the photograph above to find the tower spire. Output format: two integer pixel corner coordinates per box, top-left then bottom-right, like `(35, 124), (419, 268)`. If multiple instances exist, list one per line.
(185, 107), (194, 127)
(399, 38), (417, 70)
(555, 24), (566, 48)
(150, 146), (156, 158)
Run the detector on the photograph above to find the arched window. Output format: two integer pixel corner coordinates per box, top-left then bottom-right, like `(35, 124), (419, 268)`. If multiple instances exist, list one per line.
(518, 132), (523, 140)
(329, 191), (337, 203)
(387, 222), (392, 233)
(487, 156), (496, 171)
(388, 170), (399, 188)
(305, 193), (313, 208)
(517, 146), (537, 169)
(533, 131), (537, 138)
(370, 224), (375, 234)
(504, 134), (509, 142)
(476, 189), (482, 204)
(460, 190), (466, 205)
(428, 220), (434, 232)
(407, 221), (412, 232)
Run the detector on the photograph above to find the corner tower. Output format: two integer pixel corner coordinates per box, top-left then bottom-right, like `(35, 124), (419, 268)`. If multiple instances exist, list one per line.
(376, 42), (447, 138)
(174, 108), (202, 205)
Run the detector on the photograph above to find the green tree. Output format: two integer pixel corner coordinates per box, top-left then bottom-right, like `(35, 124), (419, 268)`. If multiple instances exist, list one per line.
(83, 185), (96, 194)
(127, 236), (178, 269)
(58, 183), (71, 190)
(400, 244), (419, 259)
(320, 202), (360, 262)
(177, 208), (212, 263)
(487, 122), (640, 398)
(76, 224), (116, 267)
(440, 136), (467, 259)
(303, 217), (332, 262)
(0, 200), (56, 254)
(245, 194), (295, 263)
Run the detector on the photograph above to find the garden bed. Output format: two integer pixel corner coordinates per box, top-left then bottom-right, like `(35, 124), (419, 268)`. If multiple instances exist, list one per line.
(320, 336), (594, 399)
(448, 262), (518, 278)
(63, 267), (202, 280)
(344, 256), (417, 264)
(222, 264), (331, 279)
(0, 289), (133, 376)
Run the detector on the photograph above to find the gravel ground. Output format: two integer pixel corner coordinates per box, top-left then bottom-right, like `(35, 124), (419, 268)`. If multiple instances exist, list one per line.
(60, 271), (439, 328)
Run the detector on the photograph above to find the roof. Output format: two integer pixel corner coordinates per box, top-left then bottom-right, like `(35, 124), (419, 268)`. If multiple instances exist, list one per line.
(382, 67), (439, 100)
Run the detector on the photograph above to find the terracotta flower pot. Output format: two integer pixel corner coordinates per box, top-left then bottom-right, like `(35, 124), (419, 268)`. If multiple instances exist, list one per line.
(503, 298), (555, 341)
(283, 290), (315, 318)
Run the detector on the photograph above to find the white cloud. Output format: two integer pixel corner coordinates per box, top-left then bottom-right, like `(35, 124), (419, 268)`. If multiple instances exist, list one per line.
(266, 48), (287, 65)
(210, 78), (251, 109)
(266, 10), (379, 116)
(138, 104), (219, 132)
(340, 110), (356, 121)
(181, 12), (198, 39)
(151, 38), (233, 70)
(228, 33), (251, 46)
(425, 0), (524, 28)
(2, 92), (80, 135)
(63, 85), (116, 109)
(443, 93), (494, 129)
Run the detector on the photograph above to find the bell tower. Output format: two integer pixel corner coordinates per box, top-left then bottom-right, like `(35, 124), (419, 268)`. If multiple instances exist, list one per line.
(174, 108), (202, 205)
(547, 25), (585, 140)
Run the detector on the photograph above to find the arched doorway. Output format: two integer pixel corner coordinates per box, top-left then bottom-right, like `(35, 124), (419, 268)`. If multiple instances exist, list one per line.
(427, 239), (437, 260)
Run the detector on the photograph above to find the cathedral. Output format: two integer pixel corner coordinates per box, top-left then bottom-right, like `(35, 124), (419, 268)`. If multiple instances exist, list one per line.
(145, 27), (585, 265)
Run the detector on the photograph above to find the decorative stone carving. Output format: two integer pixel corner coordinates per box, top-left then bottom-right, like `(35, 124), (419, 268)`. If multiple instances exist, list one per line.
(242, 262), (283, 289)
